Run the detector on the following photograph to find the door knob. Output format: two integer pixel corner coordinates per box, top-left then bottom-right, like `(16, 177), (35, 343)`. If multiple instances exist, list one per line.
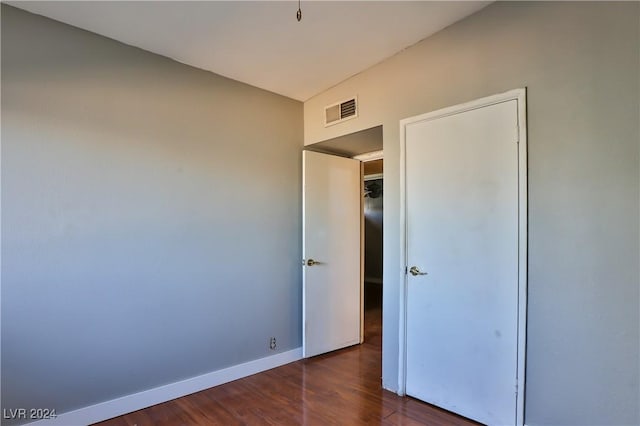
(409, 266), (428, 276)
(305, 259), (318, 266)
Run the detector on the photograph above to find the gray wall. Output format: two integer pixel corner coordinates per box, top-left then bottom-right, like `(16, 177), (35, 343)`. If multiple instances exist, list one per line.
(1, 5), (302, 422)
(304, 2), (639, 425)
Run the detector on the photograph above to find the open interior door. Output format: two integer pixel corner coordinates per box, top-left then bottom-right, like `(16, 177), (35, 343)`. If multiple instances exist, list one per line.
(302, 150), (362, 358)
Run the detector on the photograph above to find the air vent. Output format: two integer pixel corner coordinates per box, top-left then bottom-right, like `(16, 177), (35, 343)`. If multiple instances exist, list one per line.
(324, 97), (358, 127)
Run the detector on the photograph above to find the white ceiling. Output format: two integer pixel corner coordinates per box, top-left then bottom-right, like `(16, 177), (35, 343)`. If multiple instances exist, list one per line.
(9, 1), (490, 101)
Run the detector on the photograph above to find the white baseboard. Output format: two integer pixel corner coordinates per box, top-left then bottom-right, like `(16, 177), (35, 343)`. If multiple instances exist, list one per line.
(26, 348), (303, 426)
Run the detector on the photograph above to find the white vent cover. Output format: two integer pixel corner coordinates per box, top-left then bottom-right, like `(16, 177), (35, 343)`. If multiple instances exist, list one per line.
(324, 97), (358, 127)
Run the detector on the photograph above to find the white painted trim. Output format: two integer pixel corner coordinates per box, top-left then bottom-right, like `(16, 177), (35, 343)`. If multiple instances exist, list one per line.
(398, 111), (408, 397)
(398, 88), (527, 425)
(302, 151), (309, 357)
(25, 348), (303, 426)
(360, 161), (365, 344)
(515, 88), (528, 426)
(353, 150), (383, 162)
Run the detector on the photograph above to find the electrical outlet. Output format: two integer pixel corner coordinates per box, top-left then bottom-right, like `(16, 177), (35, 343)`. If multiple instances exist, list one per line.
(269, 337), (276, 350)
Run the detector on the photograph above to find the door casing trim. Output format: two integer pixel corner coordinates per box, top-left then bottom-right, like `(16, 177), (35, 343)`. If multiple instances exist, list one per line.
(398, 88), (528, 426)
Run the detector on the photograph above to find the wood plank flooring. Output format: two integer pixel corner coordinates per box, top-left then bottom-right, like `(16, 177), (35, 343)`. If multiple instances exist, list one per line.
(96, 304), (480, 426)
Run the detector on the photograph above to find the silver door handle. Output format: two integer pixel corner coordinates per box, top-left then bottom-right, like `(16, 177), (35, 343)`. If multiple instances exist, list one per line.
(409, 266), (428, 276)
(304, 258), (320, 266)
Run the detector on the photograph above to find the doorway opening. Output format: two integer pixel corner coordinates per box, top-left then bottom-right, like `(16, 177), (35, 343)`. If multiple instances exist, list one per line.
(304, 125), (383, 352)
(363, 159), (383, 347)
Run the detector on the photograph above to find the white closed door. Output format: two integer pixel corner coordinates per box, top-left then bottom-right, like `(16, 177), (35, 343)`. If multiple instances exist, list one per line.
(405, 99), (522, 425)
(302, 150), (361, 358)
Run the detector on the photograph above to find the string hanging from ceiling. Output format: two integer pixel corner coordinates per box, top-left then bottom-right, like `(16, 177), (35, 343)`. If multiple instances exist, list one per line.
(296, 0), (302, 21)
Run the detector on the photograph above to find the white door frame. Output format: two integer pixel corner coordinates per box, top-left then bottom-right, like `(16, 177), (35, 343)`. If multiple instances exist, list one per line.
(398, 88), (528, 425)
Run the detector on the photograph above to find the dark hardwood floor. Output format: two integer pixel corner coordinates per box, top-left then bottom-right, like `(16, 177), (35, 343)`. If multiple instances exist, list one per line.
(96, 290), (480, 426)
